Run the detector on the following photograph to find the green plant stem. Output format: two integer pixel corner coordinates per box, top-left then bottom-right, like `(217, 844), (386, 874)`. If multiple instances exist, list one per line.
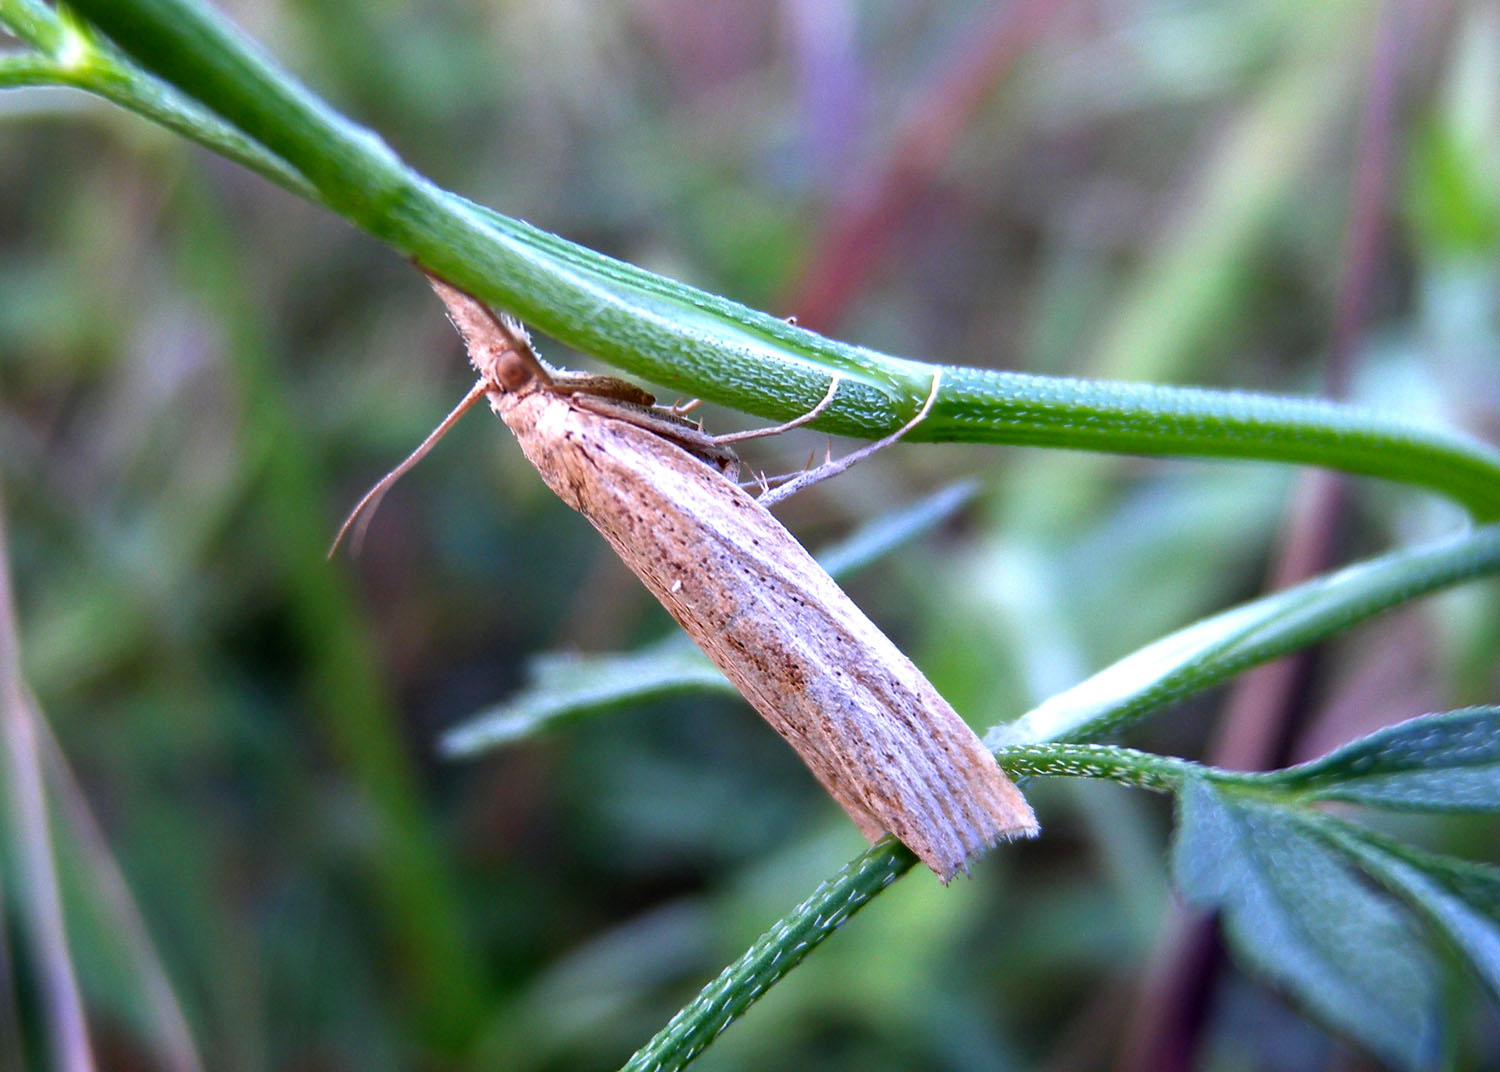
(42, 0), (1500, 520)
(0, 0), (64, 52)
(0, 50), (56, 85)
(996, 522), (1500, 746)
(999, 743), (1200, 791)
(994, 742), (1309, 794)
(621, 522), (1500, 1072)
(0, 0), (311, 196)
(0, 492), (96, 1072)
(619, 840), (917, 1072)
(618, 743), (1204, 1072)
(993, 740), (1333, 795)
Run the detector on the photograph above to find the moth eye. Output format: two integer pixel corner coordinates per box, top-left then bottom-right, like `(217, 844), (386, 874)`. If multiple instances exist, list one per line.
(496, 351), (532, 391)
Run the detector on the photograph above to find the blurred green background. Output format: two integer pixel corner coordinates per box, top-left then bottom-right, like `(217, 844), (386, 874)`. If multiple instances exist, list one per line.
(2, 0), (1499, 1068)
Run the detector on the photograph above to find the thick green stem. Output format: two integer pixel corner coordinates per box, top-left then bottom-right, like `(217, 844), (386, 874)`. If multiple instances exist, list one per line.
(46, 0), (1500, 520)
(0, 1), (311, 196)
(0, 0), (65, 52)
(619, 841), (917, 1072)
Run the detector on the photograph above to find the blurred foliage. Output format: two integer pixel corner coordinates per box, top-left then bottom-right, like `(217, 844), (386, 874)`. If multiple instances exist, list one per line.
(2, 1), (1499, 1070)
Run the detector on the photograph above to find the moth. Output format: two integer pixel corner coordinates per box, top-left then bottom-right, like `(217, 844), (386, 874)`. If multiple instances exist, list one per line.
(341, 276), (1038, 880)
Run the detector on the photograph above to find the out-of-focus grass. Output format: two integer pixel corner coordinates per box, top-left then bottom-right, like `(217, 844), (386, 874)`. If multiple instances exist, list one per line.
(2, 1), (1497, 1069)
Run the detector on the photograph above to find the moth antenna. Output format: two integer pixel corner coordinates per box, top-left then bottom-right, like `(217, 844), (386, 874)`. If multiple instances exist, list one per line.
(329, 378), (490, 559)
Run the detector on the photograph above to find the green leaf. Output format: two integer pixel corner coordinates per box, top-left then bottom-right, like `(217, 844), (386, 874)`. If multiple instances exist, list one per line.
(1312, 824), (1500, 1007)
(1172, 781), (1441, 1070)
(1260, 707), (1500, 811)
(440, 647), (734, 759)
(1009, 724), (1500, 1020)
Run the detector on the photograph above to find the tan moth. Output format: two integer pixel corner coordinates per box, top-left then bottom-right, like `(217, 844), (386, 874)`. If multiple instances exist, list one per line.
(338, 276), (1038, 880)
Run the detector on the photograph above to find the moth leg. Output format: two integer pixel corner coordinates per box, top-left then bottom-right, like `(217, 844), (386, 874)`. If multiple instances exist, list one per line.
(666, 397), (703, 416)
(756, 369), (942, 508)
(713, 375), (842, 445)
(548, 371), (657, 408)
(568, 393), (741, 477)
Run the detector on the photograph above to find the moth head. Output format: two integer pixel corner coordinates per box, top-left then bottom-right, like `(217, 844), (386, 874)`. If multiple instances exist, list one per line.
(489, 316), (544, 393)
(424, 272), (552, 394)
